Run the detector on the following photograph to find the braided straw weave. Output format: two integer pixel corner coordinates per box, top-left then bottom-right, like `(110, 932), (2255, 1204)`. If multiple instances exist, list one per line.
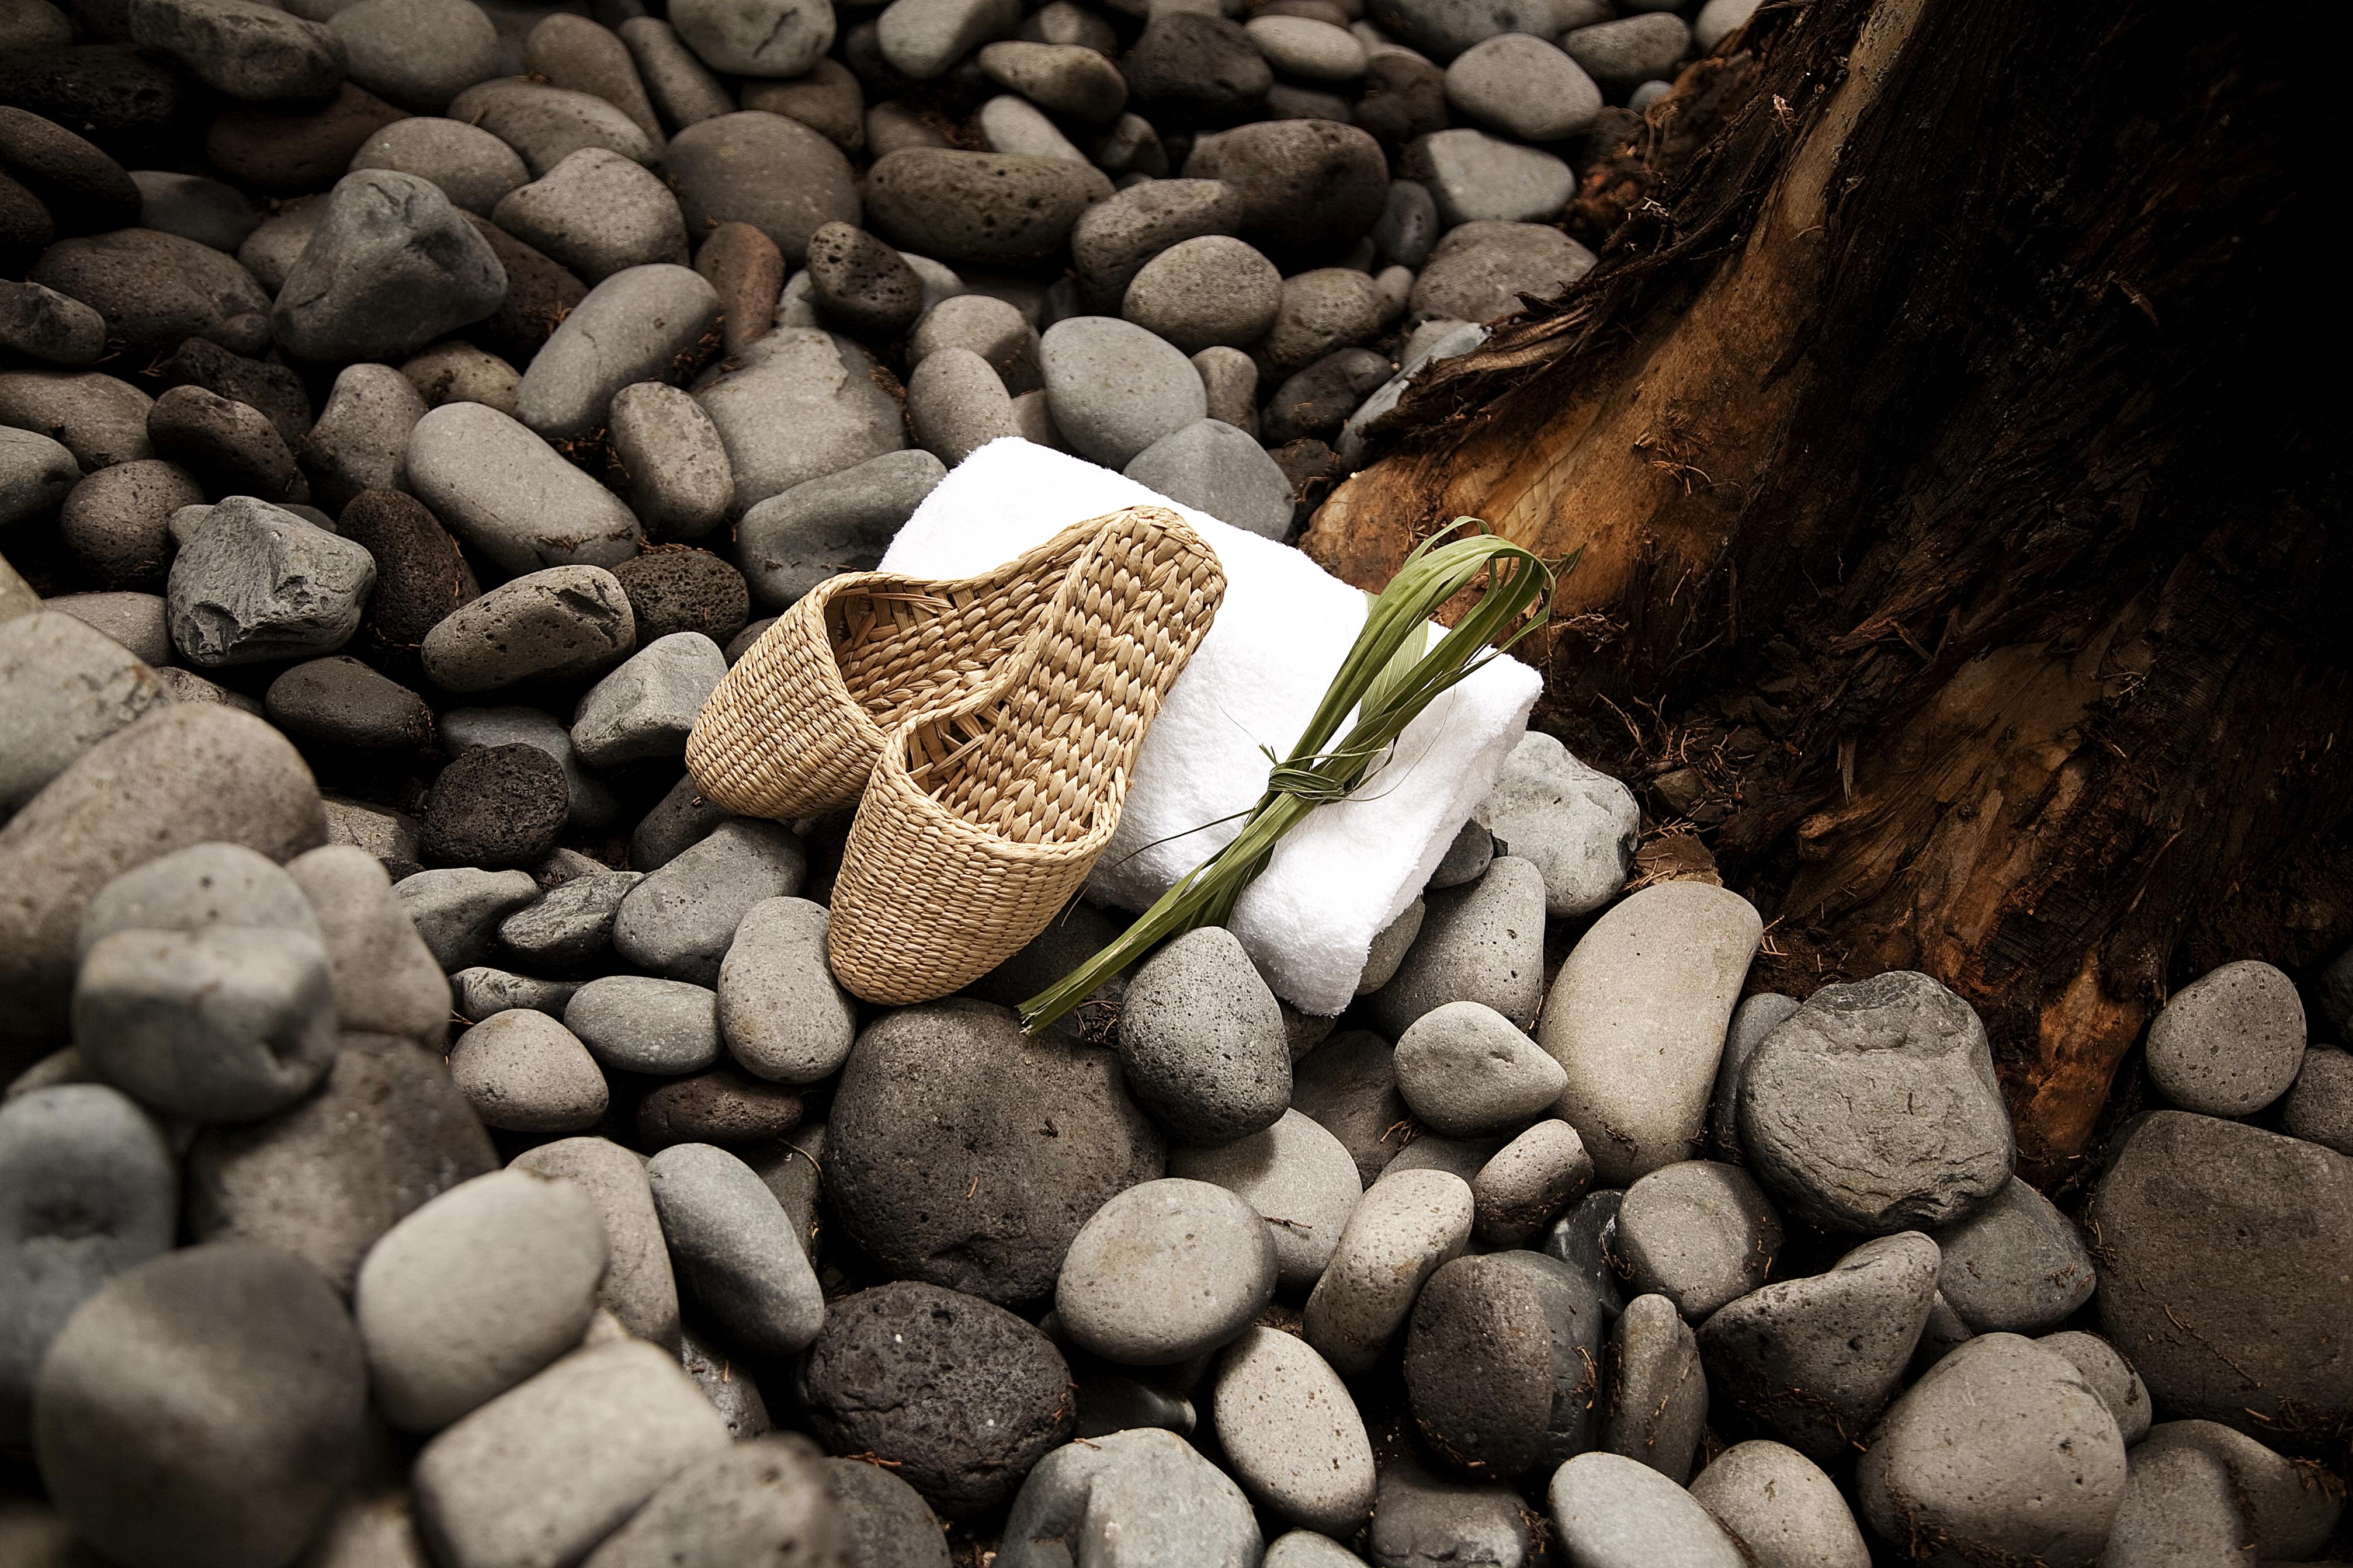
(684, 519), (1104, 820)
(827, 505), (1227, 1004)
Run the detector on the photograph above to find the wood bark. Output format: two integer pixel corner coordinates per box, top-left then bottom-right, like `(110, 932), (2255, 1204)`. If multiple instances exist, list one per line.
(1306, 0), (2349, 1183)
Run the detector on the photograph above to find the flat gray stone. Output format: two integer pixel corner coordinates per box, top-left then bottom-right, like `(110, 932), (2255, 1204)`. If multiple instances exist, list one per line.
(2038, 1331), (2150, 1447)
(515, 265), (719, 441)
(407, 404), (643, 576)
(570, 631), (727, 768)
(1303, 1166), (1473, 1375)
(411, 1338), (731, 1568)
(735, 447), (946, 608)
(564, 975), (720, 1075)
(300, 361), (426, 509)
(877, 0), (1022, 79)
(0, 611), (172, 814)
(509, 1136), (681, 1351)
(612, 819), (805, 984)
(1057, 1177), (1276, 1365)
(1396, 1000), (1566, 1137)
(127, 0), (343, 101)
(1549, 1452), (1745, 1568)
(1212, 1325), (1374, 1535)
(1615, 1160), (1781, 1320)
(0, 280), (106, 367)
(41, 590), (170, 666)
(865, 147), (1109, 265)
(1855, 1334), (2127, 1568)
(608, 383), (732, 541)
(1123, 235), (1280, 353)
(671, 0), (833, 75)
(446, 78), (660, 179)
(908, 347), (1017, 467)
(1366, 1458), (1533, 1568)
(449, 968), (582, 1020)
(1368, 855), (1547, 1037)
(2135, 1419), (2341, 1560)
(716, 897), (856, 1084)
(447, 1009), (609, 1132)
(1070, 177), (1248, 309)
(491, 148), (688, 284)
(1929, 1175), (2094, 1334)
(394, 867), (543, 970)
(1707, 991), (1800, 1158)
(1473, 1119), (1594, 1247)
(1117, 925), (1290, 1146)
(1168, 1108), (1362, 1293)
(1561, 12), (1690, 95)
(1537, 881), (1761, 1187)
(1688, 1441), (1869, 1568)
(34, 1242), (366, 1568)
(2090, 1110), (2353, 1434)
(696, 327), (906, 515)
(1739, 971), (2014, 1233)
(419, 564), (637, 693)
(665, 112), (859, 266)
(1040, 313), (1215, 467)
(1445, 34), (1602, 142)
(980, 39), (1127, 120)
(1602, 1291), (1708, 1483)
(355, 1169), (608, 1431)
(1698, 1231), (1938, 1463)
(350, 118), (525, 214)
(287, 844), (451, 1043)
(329, 0), (498, 111)
(648, 1141), (824, 1356)
(1403, 129), (1576, 225)
(2283, 1044), (2353, 1155)
(498, 870), (642, 973)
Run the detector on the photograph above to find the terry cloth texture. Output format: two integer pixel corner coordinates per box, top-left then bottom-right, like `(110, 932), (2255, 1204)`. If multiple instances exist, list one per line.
(878, 437), (1541, 1014)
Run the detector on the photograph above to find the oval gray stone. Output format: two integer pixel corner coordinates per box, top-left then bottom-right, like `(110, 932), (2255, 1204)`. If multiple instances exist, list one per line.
(648, 1141), (824, 1357)
(2144, 958), (2306, 1117)
(1057, 1177), (1276, 1365)
(515, 264), (720, 441)
(406, 403), (644, 576)
(419, 564), (636, 692)
(447, 1009), (610, 1132)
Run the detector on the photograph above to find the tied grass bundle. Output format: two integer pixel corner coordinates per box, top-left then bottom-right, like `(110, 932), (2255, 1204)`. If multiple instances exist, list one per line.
(1019, 519), (1565, 1035)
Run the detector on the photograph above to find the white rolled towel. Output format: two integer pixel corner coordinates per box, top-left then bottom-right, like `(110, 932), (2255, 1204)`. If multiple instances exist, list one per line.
(877, 437), (1542, 1016)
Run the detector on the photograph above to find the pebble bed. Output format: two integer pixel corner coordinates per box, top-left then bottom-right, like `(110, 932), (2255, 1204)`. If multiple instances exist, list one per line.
(3, 0), (2352, 1564)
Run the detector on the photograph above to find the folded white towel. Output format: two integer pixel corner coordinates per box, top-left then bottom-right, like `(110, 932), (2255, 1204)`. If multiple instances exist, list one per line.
(879, 437), (1542, 1016)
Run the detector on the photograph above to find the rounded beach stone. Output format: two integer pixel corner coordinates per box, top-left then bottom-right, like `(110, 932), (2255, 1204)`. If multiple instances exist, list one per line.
(2143, 957), (2305, 1115)
(1395, 1000), (1567, 1137)
(1366, 1459), (1531, 1568)
(446, 1009), (609, 1132)
(513, 263), (720, 441)
(564, 975), (721, 1076)
(34, 1242), (366, 1568)
(329, 0), (497, 112)
(406, 402), (644, 576)
(805, 219), (926, 337)
(510, 1135), (681, 1351)
(1738, 970), (2015, 1233)
(1603, 1291), (1708, 1482)
(419, 565), (636, 693)
(185, 1032), (494, 1295)
(491, 147), (688, 283)
(1303, 1166), (1474, 1375)
(908, 347), (1018, 466)
(827, 999), (1164, 1306)
(1547, 1452), (1746, 1568)
(2136, 1419), (2344, 1560)
(665, 112), (860, 266)
(570, 632), (727, 768)
(1057, 1177), (1277, 1365)
(421, 743), (568, 869)
(498, 870), (640, 973)
(612, 820), (806, 985)
(648, 1142), (824, 1357)
(1696, 1231), (1940, 1463)
(1689, 1441), (1869, 1568)
(2283, 1045), (2353, 1155)
(1535, 880), (1761, 1187)
(1854, 1333), (2127, 1568)
(2038, 1331), (2150, 1447)
(1071, 178), (1250, 308)
(55, 459), (202, 589)
(1368, 855), (1547, 1037)
(349, 117), (526, 215)
(1561, 13), (1690, 95)
(355, 1169), (608, 1431)
(864, 148), (1111, 267)
(0, 1084), (176, 1447)
(608, 386), (734, 541)
(997, 1428), (1260, 1568)
(1613, 1160), (1781, 1321)
(1475, 731), (1637, 917)
(799, 1281), (1074, 1517)
(1404, 1249), (1609, 1479)
(1181, 119), (1389, 266)
(1116, 924), (1290, 1146)
(634, 1068), (803, 1150)
(1403, 127), (1576, 226)
(716, 897), (856, 1084)
(399, 868), (541, 972)
(446, 78), (658, 178)
(1445, 34), (1602, 143)
(579, 1433), (838, 1567)
(1212, 1326), (1374, 1534)
(1473, 1119), (1595, 1248)
(1927, 1175), (2093, 1335)
(2088, 1108), (2353, 1433)
(693, 326), (907, 514)
(409, 1338), (731, 1568)
(145, 390), (295, 509)
(299, 364), (425, 512)
(265, 656), (433, 752)
(1122, 417), (1293, 540)
(1168, 1108), (1363, 1292)
(1122, 234), (1280, 353)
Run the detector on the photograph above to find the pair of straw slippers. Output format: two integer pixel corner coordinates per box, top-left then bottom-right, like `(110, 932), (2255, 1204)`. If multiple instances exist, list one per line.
(685, 505), (1227, 1006)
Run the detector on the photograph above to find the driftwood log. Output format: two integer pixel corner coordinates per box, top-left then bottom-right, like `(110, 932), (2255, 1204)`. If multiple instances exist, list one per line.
(1306, 0), (2346, 1185)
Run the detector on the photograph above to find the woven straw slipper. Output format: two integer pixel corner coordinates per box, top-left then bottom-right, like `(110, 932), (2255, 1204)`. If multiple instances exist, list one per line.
(685, 518), (1105, 821)
(826, 505), (1227, 1005)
